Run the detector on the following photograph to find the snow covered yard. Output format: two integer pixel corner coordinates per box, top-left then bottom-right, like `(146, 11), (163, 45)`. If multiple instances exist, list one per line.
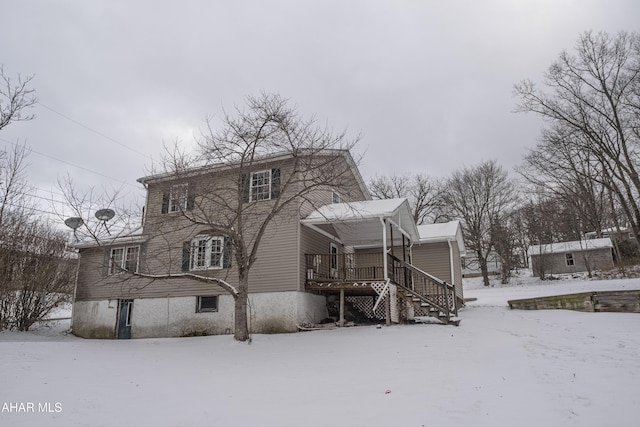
(2, 274), (640, 427)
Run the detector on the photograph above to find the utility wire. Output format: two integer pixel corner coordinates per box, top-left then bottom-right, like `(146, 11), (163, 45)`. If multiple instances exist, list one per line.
(37, 102), (154, 161)
(0, 137), (144, 190)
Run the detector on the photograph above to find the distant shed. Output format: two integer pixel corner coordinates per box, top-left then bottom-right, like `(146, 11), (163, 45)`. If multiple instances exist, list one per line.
(528, 238), (615, 277)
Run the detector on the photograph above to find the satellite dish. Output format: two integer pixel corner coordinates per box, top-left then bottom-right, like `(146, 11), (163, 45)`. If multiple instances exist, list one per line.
(64, 217), (84, 242)
(64, 217), (84, 230)
(95, 208), (115, 222)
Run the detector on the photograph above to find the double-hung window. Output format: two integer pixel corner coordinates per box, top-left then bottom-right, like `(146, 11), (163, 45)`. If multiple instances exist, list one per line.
(169, 183), (189, 212)
(251, 170), (271, 201)
(191, 236), (224, 270)
(109, 246), (140, 275)
(565, 253), (575, 266)
(243, 168), (280, 202)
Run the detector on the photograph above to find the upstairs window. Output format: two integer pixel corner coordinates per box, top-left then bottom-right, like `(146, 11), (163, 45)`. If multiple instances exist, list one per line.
(161, 183), (194, 214)
(242, 168), (281, 202)
(169, 183), (188, 212)
(332, 190), (341, 204)
(251, 170), (271, 201)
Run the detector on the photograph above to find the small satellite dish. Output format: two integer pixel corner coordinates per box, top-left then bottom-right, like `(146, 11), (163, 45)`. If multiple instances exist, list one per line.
(95, 208), (116, 222)
(64, 217), (84, 230)
(64, 217), (84, 242)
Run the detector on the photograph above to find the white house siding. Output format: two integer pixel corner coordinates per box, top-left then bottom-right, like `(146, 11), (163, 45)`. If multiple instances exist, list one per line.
(72, 291), (328, 339)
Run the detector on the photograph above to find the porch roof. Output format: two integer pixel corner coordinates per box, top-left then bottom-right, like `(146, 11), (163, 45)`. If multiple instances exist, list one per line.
(301, 198), (420, 247)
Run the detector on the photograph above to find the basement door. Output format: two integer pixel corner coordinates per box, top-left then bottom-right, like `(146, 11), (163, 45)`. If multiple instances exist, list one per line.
(117, 299), (133, 339)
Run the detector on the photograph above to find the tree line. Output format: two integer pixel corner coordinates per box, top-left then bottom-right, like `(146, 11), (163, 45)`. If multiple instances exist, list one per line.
(371, 31), (640, 286)
(0, 67), (75, 330)
(1, 29), (638, 335)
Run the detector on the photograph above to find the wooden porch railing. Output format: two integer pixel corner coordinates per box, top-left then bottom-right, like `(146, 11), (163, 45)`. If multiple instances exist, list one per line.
(387, 253), (457, 318)
(305, 253), (386, 282)
(305, 252), (458, 324)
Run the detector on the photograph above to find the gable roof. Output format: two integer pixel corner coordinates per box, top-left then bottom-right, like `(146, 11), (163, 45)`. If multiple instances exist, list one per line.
(417, 220), (465, 251)
(137, 149), (370, 200)
(528, 237), (613, 255)
(301, 198), (420, 247)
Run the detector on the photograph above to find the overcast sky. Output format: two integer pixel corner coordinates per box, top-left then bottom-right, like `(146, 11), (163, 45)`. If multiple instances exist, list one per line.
(1, 0), (638, 222)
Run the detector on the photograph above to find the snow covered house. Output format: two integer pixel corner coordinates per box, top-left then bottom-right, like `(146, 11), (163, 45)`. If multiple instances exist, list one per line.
(71, 150), (463, 339)
(528, 238), (615, 278)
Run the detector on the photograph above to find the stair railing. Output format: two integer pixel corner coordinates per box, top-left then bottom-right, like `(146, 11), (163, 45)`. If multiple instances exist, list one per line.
(386, 253), (457, 318)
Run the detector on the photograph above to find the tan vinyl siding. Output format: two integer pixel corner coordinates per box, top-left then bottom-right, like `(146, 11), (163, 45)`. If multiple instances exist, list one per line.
(77, 153), (369, 301)
(449, 241), (463, 301)
(411, 242), (452, 283)
(299, 224), (341, 286)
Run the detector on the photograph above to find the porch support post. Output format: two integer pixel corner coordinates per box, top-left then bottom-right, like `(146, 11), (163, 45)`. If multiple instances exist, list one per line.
(339, 288), (345, 327)
(380, 217), (391, 326)
(381, 217), (388, 279)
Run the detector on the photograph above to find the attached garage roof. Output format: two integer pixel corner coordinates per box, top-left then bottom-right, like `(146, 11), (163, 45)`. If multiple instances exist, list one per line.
(301, 198), (420, 247)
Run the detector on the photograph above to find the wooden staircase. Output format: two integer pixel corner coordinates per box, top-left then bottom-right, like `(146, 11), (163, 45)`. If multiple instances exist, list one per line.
(387, 254), (460, 326)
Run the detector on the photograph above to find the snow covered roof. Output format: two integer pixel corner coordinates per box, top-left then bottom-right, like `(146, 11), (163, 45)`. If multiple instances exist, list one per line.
(71, 226), (147, 249)
(528, 237), (613, 255)
(302, 198), (420, 247)
(417, 220), (465, 252)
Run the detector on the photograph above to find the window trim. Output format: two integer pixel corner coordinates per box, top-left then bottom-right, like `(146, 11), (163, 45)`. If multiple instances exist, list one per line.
(196, 295), (219, 313)
(109, 245), (140, 275)
(190, 235), (224, 270)
(169, 183), (189, 212)
(565, 253), (575, 266)
(250, 169), (272, 202)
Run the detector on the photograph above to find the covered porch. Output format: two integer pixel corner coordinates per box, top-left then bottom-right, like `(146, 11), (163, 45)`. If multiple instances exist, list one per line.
(301, 199), (458, 325)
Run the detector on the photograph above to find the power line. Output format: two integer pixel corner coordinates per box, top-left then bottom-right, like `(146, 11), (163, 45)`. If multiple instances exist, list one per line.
(37, 102), (154, 161)
(0, 137), (144, 190)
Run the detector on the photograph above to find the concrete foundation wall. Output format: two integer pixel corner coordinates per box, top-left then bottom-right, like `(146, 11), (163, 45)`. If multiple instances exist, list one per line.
(72, 300), (119, 339)
(72, 291), (328, 339)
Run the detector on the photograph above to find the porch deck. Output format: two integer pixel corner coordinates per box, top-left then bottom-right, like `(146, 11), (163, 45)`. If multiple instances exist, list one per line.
(305, 252), (459, 325)
(305, 253), (386, 295)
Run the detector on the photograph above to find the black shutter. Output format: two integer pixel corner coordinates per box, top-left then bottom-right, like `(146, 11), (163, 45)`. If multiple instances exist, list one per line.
(241, 173), (250, 203)
(223, 237), (232, 268)
(271, 168), (281, 199)
(161, 193), (170, 214)
(138, 243), (146, 273)
(182, 241), (191, 272)
(102, 248), (111, 276)
(186, 184), (195, 211)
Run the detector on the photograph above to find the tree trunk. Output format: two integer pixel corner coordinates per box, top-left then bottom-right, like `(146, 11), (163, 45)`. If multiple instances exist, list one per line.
(478, 252), (490, 287)
(234, 272), (250, 342)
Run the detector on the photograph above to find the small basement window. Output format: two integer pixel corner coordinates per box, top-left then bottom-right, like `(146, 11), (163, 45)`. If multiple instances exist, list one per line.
(197, 296), (218, 313)
(565, 253), (575, 266)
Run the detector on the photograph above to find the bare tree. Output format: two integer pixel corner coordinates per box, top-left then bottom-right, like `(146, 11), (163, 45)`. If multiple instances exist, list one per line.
(518, 124), (609, 238)
(0, 65), (37, 131)
(515, 30), (640, 249)
(441, 160), (517, 286)
(369, 173), (445, 224)
(0, 146), (75, 331)
(130, 93), (361, 342)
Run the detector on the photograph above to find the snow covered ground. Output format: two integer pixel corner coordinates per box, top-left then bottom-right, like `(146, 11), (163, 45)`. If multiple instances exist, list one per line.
(2, 272), (640, 427)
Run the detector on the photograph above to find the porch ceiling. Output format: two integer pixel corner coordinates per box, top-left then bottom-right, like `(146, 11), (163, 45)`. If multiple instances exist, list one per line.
(301, 198), (420, 247)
